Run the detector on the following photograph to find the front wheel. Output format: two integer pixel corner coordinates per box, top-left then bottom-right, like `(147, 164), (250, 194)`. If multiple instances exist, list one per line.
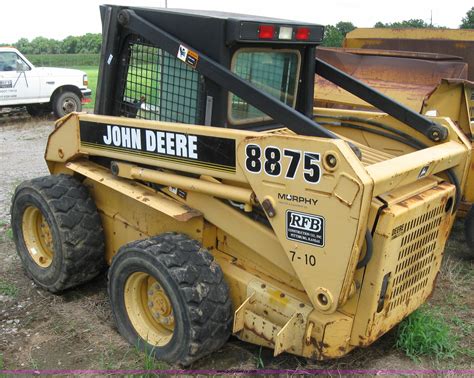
(53, 91), (81, 118)
(108, 233), (232, 366)
(11, 174), (105, 293)
(466, 205), (474, 256)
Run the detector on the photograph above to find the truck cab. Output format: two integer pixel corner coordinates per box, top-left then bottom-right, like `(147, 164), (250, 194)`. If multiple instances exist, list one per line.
(0, 47), (91, 117)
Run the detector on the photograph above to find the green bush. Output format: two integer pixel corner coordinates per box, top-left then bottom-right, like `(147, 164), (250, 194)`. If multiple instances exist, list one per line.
(28, 54), (100, 68)
(396, 306), (458, 361)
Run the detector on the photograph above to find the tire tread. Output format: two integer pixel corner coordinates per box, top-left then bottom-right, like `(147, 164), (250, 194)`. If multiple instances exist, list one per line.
(12, 174), (105, 292)
(114, 233), (232, 365)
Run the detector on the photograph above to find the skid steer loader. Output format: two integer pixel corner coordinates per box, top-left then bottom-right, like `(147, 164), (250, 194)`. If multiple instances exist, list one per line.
(10, 6), (471, 365)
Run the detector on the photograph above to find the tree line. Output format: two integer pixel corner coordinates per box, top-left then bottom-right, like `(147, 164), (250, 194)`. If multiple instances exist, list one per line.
(323, 6), (473, 47)
(1, 7), (473, 52)
(0, 34), (102, 54)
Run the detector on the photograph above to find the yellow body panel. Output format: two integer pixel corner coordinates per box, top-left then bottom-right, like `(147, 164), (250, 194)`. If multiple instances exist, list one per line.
(45, 112), (470, 359)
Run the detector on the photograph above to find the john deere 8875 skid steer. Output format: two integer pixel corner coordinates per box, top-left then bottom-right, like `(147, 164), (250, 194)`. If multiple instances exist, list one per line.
(10, 6), (472, 365)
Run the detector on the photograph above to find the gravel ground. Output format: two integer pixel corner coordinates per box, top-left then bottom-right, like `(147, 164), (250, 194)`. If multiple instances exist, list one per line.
(0, 116), (51, 220)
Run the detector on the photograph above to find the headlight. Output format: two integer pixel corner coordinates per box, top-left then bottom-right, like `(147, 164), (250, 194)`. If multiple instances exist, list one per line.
(83, 74), (88, 87)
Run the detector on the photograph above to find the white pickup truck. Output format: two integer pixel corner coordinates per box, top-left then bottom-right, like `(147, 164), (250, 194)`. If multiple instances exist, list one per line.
(0, 47), (91, 117)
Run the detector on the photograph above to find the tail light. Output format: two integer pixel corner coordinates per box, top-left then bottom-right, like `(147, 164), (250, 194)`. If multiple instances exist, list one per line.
(295, 27), (310, 40)
(258, 25), (275, 39)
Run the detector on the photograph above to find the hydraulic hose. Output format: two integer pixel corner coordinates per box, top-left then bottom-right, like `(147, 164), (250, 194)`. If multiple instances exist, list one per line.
(315, 116), (461, 212)
(357, 230), (373, 269)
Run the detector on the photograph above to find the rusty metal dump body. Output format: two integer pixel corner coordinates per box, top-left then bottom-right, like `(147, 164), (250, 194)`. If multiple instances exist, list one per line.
(344, 28), (474, 81)
(315, 47), (468, 112)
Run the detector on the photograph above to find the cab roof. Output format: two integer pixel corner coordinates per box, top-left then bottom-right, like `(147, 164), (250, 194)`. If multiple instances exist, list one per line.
(129, 7), (320, 26)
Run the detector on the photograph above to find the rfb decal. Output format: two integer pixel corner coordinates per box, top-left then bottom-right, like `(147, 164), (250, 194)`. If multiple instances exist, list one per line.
(286, 210), (325, 247)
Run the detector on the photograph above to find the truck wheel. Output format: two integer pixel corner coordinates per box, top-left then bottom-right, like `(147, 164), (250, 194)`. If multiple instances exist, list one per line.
(26, 104), (51, 117)
(53, 91), (81, 118)
(10, 174), (105, 293)
(466, 206), (474, 255)
(108, 233), (232, 366)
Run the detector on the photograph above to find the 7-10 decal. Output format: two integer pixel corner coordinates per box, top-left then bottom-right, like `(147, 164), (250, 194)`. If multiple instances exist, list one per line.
(245, 144), (321, 184)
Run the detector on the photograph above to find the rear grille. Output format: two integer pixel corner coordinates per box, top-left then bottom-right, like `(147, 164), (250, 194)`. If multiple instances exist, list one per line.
(353, 181), (454, 344)
(386, 204), (444, 312)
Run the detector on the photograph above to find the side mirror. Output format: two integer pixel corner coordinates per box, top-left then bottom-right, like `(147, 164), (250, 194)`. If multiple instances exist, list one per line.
(16, 59), (28, 72)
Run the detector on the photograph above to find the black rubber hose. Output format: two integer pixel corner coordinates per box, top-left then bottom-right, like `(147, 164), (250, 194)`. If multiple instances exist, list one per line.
(317, 120), (461, 211)
(357, 230), (374, 269)
(318, 121), (422, 150)
(315, 113), (424, 147)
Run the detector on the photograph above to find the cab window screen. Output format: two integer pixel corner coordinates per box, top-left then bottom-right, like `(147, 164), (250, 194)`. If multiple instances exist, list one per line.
(230, 50), (300, 124)
(118, 37), (203, 124)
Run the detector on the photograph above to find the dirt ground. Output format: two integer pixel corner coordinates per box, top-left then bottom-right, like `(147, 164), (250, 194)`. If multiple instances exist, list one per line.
(0, 114), (473, 373)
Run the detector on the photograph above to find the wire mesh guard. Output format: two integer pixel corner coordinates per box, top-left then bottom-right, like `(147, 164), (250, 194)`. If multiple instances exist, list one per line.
(118, 37), (203, 124)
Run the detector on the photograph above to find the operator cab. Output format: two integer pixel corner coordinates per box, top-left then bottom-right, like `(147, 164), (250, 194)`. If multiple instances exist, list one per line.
(96, 6), (324, 130)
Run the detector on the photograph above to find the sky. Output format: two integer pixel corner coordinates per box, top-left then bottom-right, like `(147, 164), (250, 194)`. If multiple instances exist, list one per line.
(0, 0), (472, 43)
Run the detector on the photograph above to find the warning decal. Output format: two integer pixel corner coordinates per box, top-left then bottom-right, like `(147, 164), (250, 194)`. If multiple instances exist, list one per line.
(177, 44), (199, 68)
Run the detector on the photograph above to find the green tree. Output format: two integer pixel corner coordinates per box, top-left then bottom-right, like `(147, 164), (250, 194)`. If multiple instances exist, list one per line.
(76, 33), (102, 53)
(15, 38), (31, 53)
(460, 7), (474, 29)
(28, 37), (61, 54)
(62, 35), (79, 53)
(322, 22), (356, 47)
(374, 19), (431, 28)
(336, 21), (356, 36)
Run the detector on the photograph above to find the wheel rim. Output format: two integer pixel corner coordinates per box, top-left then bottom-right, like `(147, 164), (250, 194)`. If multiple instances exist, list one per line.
(22, 206), (54, 268)
(62, 97), (78, 113)
(124, 272), (175, 347)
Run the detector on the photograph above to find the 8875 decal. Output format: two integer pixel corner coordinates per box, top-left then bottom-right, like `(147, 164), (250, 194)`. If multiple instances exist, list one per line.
(244, 144), (321, 184)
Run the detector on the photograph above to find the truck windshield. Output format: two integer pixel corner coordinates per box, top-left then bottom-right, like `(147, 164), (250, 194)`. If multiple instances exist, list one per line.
(229, 49), (300, 125)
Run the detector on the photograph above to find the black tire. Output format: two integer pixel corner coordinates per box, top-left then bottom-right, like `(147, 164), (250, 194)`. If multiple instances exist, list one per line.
(26, 104), (51, 117)
(108, 233), (232, 366)
(466, 205), (474, 255)
(11, 174), (105, 293)
(53, 91), (81, 118)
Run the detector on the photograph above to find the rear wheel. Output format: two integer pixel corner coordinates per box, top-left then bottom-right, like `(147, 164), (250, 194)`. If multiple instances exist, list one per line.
(466, 205), (474, 255)
(108, 233), (232, 366)
(11, 174), (105, 293)
(53, 91), (81, 118)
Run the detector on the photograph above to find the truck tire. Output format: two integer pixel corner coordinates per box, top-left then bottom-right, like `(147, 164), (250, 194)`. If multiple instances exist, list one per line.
(26, 104), (51, 117)
(53, 91), (81, 118)
(11, 174), (105, 293)
(466, 206), (474, 255)
(108, 233), (232, 366)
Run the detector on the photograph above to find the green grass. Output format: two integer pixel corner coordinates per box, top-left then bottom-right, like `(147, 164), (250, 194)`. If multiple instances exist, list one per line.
(451, 316), (474, 337)
(396, 306), (458, 361)
(0, 353), (4, 369)
(69, 65), (162, 112)
(0, 280), (18, 297)
(255, 346), (265, 369)
(0, 221), (13, 243)
(134, 343), (167, 374)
